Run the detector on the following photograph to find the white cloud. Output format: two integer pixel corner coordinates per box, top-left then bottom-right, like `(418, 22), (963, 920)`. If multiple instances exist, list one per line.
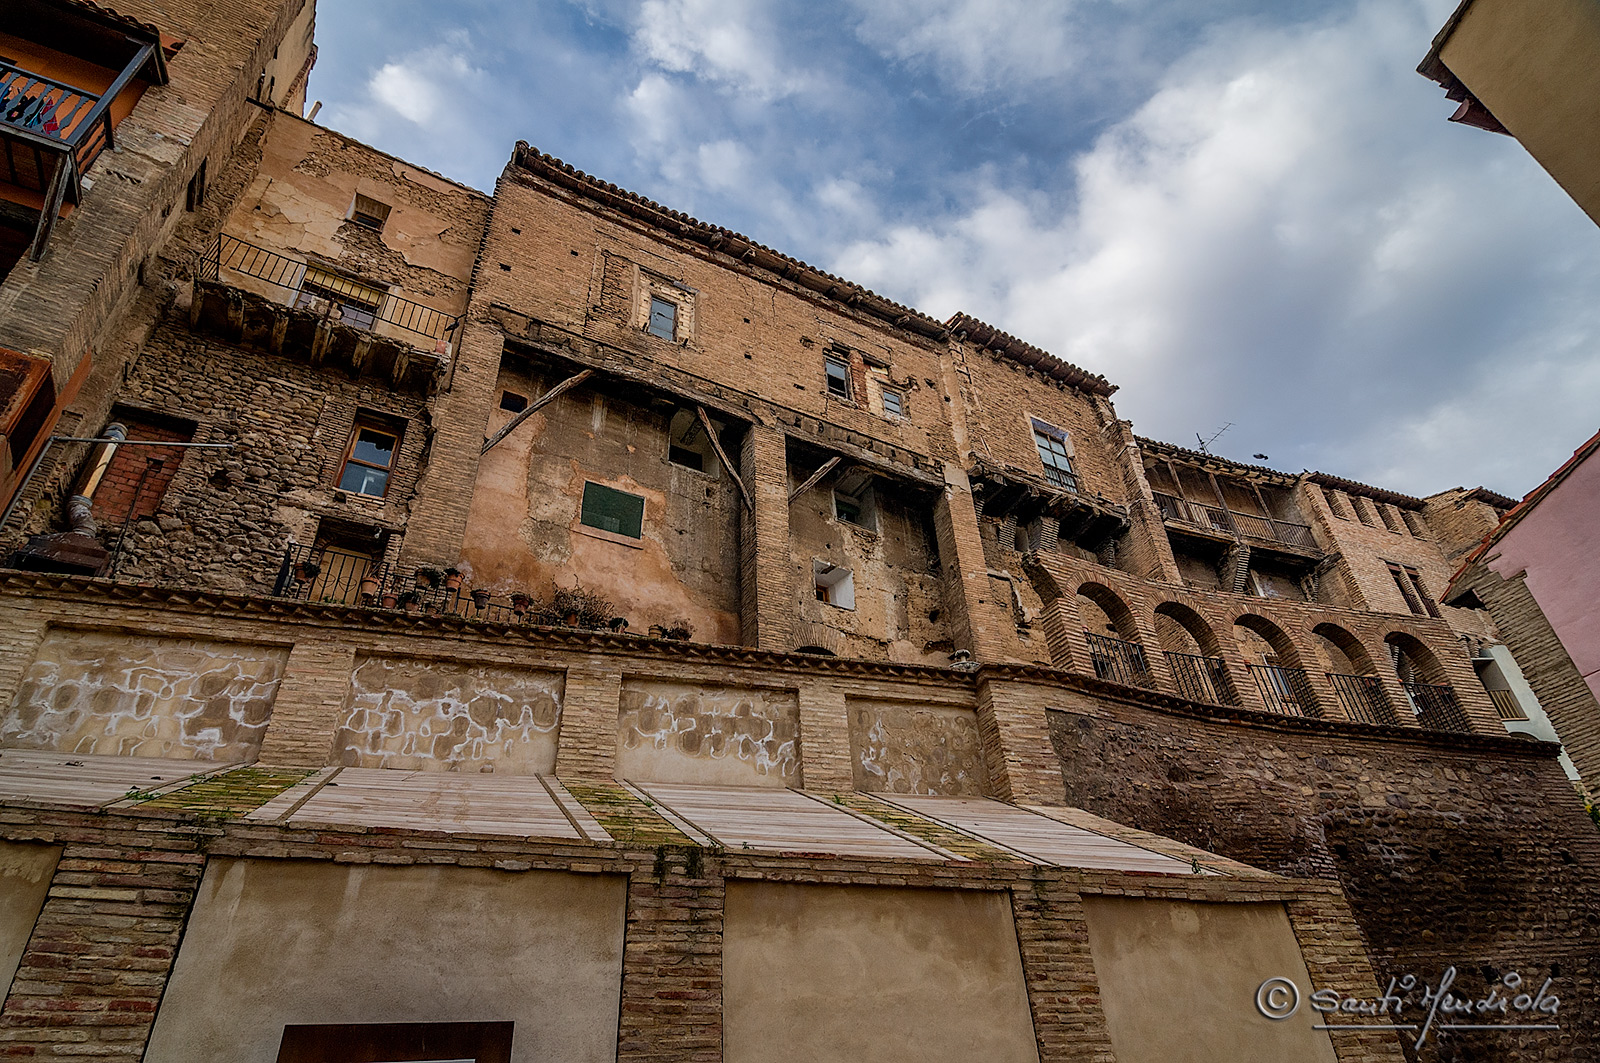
(830, 0), (1600, 494)
(846, 0), (1089, 93)
(352, 33), (483, 131)
(633, 0), (813, 99)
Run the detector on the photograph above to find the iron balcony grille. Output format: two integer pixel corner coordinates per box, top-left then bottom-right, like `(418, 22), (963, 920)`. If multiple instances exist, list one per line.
(1165, 650), (1236, 705)
(1041, 464), (1080, 493)
(199, 234), (464, 345)
(1327, 672), (1393, 726)
(1249, 662), (1319, 717)
(1084, 631), (1156, 689)
(1150, 490), (1316, 550)
(0, 62), (111, 174)
(1404, 681), (1472, 734)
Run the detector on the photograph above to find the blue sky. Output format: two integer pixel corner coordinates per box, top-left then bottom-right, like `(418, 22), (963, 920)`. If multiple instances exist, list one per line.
(306, 0), (1600, 498)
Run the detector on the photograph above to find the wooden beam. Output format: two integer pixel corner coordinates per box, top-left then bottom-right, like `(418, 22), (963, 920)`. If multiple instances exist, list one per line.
(698, 406), (753, 512)
(788, 456), (841, 503)
(481, 369), (593, 454)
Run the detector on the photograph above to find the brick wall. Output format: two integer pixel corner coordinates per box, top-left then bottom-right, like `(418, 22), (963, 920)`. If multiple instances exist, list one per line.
(89, 410), (194, 524)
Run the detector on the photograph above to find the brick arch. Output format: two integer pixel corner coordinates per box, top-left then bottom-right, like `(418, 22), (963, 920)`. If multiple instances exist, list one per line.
(1075, 582), (1141, 643)
(1384, 631), (1450, 686)
(1153, 600), (1224, 657)
(1311, 621), (1378, 676)
(1154, 600), (1241, 706)
(1232, 611), (1324, 717)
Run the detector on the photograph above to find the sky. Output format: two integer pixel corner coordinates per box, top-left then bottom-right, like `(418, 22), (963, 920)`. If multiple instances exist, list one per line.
(306, 0), (1600, 498)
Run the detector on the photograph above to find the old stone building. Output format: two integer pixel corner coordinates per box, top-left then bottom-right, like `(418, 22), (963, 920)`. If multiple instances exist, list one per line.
(1, 2), (1597, 1062)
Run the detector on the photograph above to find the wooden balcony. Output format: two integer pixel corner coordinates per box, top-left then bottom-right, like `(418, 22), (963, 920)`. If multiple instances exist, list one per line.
(1152, 490), (1319, 554)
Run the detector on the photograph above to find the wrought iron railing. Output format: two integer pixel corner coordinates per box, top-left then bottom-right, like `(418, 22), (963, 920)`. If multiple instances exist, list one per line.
(0, 61), (113, 176)
(1084, 631), (1156, 689)
(1165, 650), (1236, 705)
(1328, 672), (1392, 725)
(198, 234), (463, 345)
(1249, 662), (1319, 717)
(271, 543), (623, 629)
(1150, 491), (1316, 550)
(1404, 681), (1472, 733)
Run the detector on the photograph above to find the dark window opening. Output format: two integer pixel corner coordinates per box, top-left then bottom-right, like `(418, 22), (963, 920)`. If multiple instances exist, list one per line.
(339, 420), (400, 497)
(185, 160), (206, 212)
(825, 355), (851, 399)
(580, 481), (645, 538)
(669, 445), (703, 471)
(499, 391), (528, 413)
(647, 296), (677, 340)
(350, 193), (391, 231)
(666, 407), (722, 474)
(276, 1021), (513, 1063)
(881, 387), (905, 417)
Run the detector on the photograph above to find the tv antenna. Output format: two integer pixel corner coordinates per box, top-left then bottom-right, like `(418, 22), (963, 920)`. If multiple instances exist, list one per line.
(1196, 422), (1233, 454)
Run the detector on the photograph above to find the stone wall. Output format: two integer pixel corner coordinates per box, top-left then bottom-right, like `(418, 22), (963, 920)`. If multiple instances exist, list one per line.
(847, 700), (988, 795)
(616, 679), (800, 787)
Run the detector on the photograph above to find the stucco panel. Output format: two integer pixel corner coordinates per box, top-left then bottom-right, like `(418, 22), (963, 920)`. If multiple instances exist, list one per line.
(0, 843), (58, 999)
(617, 679), (799, 786)
(1081, 897), (1339, 1063)
(849, 700), (988, 795)
(145, 859), (627, 1063)
(3, 630), (286, 761)
(723, 882), (1039, 1063)
(332, 655), (564, 773)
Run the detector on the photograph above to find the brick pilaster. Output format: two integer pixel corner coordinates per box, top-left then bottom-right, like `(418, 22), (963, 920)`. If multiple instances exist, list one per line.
(616, 857), (724, 1063)
(739, 423), (793, 652)
(555, 664), (622, 779)
(974, 675), (1067, 805)
(0, 841), (205, 1062)
(795, 679), (855, 791)
(1010, 880), (1117, 1063)
(934, 463), (1017, 663)
(255, 639), (356, 767)
(1285, 886), (1410, 1063)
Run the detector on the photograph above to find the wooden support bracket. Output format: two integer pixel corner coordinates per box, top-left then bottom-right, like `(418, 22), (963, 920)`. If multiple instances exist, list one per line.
(698, 405), (753, 512)
(481, 369), (593, 454)
(788, 455), (841, 503)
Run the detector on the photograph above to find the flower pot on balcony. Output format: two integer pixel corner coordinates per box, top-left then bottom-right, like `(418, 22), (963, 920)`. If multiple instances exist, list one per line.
(359, 575), (380, 598)
(608, 616), (629, 633)
(510, 592), (531, 617)
(444, 568), (464, 592)
(380, 591), (399, 609)
(414, 567), (442, 590)
(470, 589), (491, 611)
(294, 560), (320, 583)
(399, 591), (421, 614)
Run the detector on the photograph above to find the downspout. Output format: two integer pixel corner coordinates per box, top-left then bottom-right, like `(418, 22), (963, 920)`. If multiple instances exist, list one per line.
(63, 422), (127, 535)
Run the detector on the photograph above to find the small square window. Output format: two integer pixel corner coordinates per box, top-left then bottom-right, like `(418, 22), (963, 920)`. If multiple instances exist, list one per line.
(500, 391), (528, 413)
(825, 355), (851, 399)
(580, 482), (645, 539)
(1031, 419), (1079, 492)
(338, 420), (400, 498)
(881, 388), (905, 417)
(350, 193), (392, 231)
(647, 296), (678, 340)
(813, 561), (855, 610)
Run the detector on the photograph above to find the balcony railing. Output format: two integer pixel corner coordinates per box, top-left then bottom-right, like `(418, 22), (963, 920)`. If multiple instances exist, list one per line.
(1328, 672), (1392, 726)
(1085, 631), (1156, 689)
(1151, 491), (1317, 550)
(199, 234), (464, 345)
(1249, 662), (1319, 717)
(1404, 681), (1472, 734)
(1165, 650), (1236, 705)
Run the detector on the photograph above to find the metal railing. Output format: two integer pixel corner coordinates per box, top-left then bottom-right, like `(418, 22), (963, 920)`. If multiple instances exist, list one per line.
(198, 234), (463, 345)
(1084, 631), (1156, 689)
(1328, 672), (1392, 725)
(1165, 650), (1236, 705)
(0, 62), (113, 174)
(1404, 682), (1471, 733)
(1150, 491), (1316, 549)
(270, 544), (631, 631)
(1249, 662), (1319, 717)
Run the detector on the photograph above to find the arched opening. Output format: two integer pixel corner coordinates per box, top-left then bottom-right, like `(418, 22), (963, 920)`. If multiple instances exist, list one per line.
(1154, 602), (1237, 705)
(1076, 583), (1153, 688)
(1233, 614), (1319, 717)
(1386, 633), (1470, 732)
(1314, 622), (1392, 724)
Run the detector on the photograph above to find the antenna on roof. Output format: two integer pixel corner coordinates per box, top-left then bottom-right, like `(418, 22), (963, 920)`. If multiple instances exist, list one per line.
(1196, 422), (1233, 454)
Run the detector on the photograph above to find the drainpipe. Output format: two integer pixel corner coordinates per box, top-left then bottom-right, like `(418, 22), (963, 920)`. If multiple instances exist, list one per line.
(63, 422), (127, 535)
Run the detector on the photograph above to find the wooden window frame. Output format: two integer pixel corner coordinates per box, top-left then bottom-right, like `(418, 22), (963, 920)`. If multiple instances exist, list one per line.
(338, 419), (401, 499)
(825, 354), (852, 400)
(349, 193), (392, 232)
(1030, 419), (1080, 492)
(647, 295), (678, 341)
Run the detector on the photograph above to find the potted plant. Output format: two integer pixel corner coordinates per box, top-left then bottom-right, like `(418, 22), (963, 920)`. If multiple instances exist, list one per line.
(608, 616), (629, 633)
(510, 591), (532, 617)
(414, 566), (442, 590)
(359, 574), (380, 598)
(294, 559), (321, 583)
(380, 589), (400, 609)
(398, 590), (421, 614)
(443, 567), (464, 592)
(470, 588), (491, 612)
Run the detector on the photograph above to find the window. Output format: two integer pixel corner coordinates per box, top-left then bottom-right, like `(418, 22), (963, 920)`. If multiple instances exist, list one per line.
(499, 391), (528, 413)
(276, 1021), (513, 1063)
(647, 296), (677, 340)
(1385, 562), (1440, 618)
(831, 470), (876, 531)
(580, 482), (645, 539)
(296, 266), (385, 331)
(666, 407), (722, 473)
(871, 366), (905, 417)
(338, 420), (400, 497)
(185, 160), (206, 212)
(350, 193), (392, 231)
(825, 355), (852, 399)
(1404, 565), (1442, 618)
(1031, 419), (1079, 492)
(813, 561), (855, 609)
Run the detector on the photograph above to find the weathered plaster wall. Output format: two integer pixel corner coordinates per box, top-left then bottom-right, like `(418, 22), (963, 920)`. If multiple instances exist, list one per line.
(332, 655), (564, 773)
(144, 858), (628, 1063)
(848, 700), (988, 795)
(723, 882), (1039, 1063)
(2, 631), (286, 760)
(461, 366), (742, 644)
(616, 679), (799, 787)
(1082, 897), (1338, 1063)
(0, 843), (58, 999)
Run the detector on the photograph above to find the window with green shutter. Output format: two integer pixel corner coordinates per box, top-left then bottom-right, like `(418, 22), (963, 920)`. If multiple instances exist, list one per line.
(580, 482), (645, 538)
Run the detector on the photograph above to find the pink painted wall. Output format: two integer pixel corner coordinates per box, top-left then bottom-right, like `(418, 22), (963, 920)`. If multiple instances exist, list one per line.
(1487, 445), (1600, 705)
